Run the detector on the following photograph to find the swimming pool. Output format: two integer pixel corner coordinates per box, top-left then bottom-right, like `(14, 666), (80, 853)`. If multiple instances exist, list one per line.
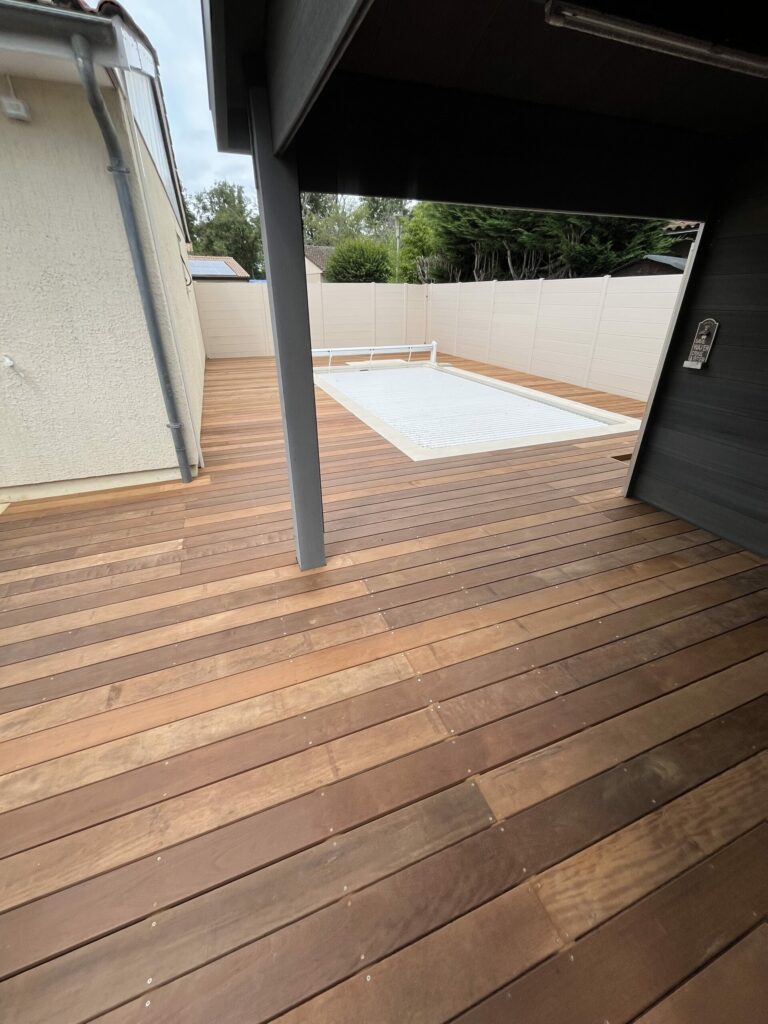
(314, 363), (640, 460)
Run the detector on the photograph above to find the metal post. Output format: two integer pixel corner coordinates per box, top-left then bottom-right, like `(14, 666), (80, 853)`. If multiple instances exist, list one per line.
(249, 88), (325, 569)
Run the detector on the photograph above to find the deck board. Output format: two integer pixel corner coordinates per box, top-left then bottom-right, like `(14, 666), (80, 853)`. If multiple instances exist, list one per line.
(0, 355), (765, 1023)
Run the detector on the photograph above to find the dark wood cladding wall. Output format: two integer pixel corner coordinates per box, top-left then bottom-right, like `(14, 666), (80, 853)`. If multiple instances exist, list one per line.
(629, 156), (768, 556)
(296, 74), (717, 221)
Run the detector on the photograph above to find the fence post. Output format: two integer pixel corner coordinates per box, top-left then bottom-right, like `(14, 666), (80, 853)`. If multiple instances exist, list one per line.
(318, 281), (326, 346)
(527, 277), (545, 372)
(454, 282), (461, 356)
(372, 282), (377, 348)
(261, 282), (272, 354)
(583, 275), (611, 387)
(486, 279), (496, 363)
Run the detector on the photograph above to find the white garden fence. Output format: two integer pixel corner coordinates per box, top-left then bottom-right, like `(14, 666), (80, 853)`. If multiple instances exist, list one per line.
(194, 274), (682, 400)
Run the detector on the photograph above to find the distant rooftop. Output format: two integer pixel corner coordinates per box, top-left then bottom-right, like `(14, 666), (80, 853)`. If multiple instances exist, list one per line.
(304, 245), (335, 272)
(646, 254), (687, 270)
(188, 255), (249, 279)
(664, 221), (700, 234)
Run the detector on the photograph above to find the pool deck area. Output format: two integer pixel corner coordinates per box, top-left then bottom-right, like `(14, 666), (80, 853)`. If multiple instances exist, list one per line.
(0, 354), (766, 1023)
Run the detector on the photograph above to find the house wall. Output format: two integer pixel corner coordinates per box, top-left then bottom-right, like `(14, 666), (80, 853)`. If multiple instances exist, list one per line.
(628, 156), (768, 555)
(195, 276), (680, 400)
(124, 102), (207, 461)
(0, 77), (202, 499)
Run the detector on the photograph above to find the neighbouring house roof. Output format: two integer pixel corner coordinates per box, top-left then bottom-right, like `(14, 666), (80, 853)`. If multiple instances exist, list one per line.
(304, 245), (335, 272)
(664, 221), (700, 235)
(645, 254), (687, 270)
(188, 255), (250, 279)
(613, 253), (687, 277)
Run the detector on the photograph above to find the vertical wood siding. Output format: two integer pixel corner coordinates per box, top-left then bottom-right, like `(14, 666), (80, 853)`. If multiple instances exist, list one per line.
(629, 158), (768, 555)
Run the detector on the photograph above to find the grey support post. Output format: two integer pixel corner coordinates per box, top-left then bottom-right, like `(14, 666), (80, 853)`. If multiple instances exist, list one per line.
(248, 88), (325, 569)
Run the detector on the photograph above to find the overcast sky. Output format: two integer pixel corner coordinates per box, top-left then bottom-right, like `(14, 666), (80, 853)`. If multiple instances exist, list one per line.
(118, 0), (256, 197)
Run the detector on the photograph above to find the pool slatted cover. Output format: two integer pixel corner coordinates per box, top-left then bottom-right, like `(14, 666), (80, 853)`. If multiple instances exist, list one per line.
(322, 366), (604, 449)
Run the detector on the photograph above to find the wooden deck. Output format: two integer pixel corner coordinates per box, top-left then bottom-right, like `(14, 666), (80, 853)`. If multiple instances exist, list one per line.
(0, 355), (766, 1023)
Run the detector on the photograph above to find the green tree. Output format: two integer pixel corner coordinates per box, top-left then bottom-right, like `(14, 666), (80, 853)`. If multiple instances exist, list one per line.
(420, 202), (673, 281)
(324, 238), (391, 283)
(400, 205), (438, 283)
(358, 196), (409, 242)
(188, 181), (263, 277)
(539, 215), (675, 278)
(181, 186), (197, 239)
(301, 193), (363, 245)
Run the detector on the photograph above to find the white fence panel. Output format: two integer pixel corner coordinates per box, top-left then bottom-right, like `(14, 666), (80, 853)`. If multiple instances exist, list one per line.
(455, 281), (494, 362)
(194, 281), (273, 358)
(306, 282), (324, 346)
(320, 284), (375, 348)
(373, 284), (407, 346)
(529, 277), (607, 385)
(404, 284), (428, 345)
(488, 279), (541, 370)
(587, 275), (681, 398)
(427, 283), (460, 354)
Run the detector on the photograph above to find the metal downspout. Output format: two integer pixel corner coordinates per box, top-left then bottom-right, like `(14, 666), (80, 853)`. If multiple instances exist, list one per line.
(70, 33), (192, 483)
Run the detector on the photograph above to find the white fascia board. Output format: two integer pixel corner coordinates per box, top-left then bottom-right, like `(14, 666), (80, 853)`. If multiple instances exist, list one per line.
(0, 0), (122, 67)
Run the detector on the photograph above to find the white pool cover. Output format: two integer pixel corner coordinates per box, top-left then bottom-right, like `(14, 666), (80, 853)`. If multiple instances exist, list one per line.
(315, 364), (639, 460)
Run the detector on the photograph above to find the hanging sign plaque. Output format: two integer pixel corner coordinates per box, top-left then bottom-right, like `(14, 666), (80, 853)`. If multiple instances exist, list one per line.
(683, 318), (719, 369)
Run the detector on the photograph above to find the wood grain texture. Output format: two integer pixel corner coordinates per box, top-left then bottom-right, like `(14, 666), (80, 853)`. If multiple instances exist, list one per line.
(634, 924), (768, 1024)
(455, 826), (768, 1024)
(0, 356), (764, 1024)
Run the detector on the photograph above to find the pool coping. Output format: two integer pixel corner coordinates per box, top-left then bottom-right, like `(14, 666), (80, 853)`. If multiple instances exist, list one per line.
(313, 362), (641, 462)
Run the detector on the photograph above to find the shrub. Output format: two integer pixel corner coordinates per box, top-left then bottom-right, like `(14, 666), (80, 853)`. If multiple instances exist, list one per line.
(324, 238), (391, 283)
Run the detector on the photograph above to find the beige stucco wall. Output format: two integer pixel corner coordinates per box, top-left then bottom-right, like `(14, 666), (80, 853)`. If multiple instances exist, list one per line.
(124, 101), (206, 464)
(0, 76), (203, 498)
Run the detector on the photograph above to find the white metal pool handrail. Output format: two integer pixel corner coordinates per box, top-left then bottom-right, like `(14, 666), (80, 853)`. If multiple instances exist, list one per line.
(312, 341), (438, 370)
